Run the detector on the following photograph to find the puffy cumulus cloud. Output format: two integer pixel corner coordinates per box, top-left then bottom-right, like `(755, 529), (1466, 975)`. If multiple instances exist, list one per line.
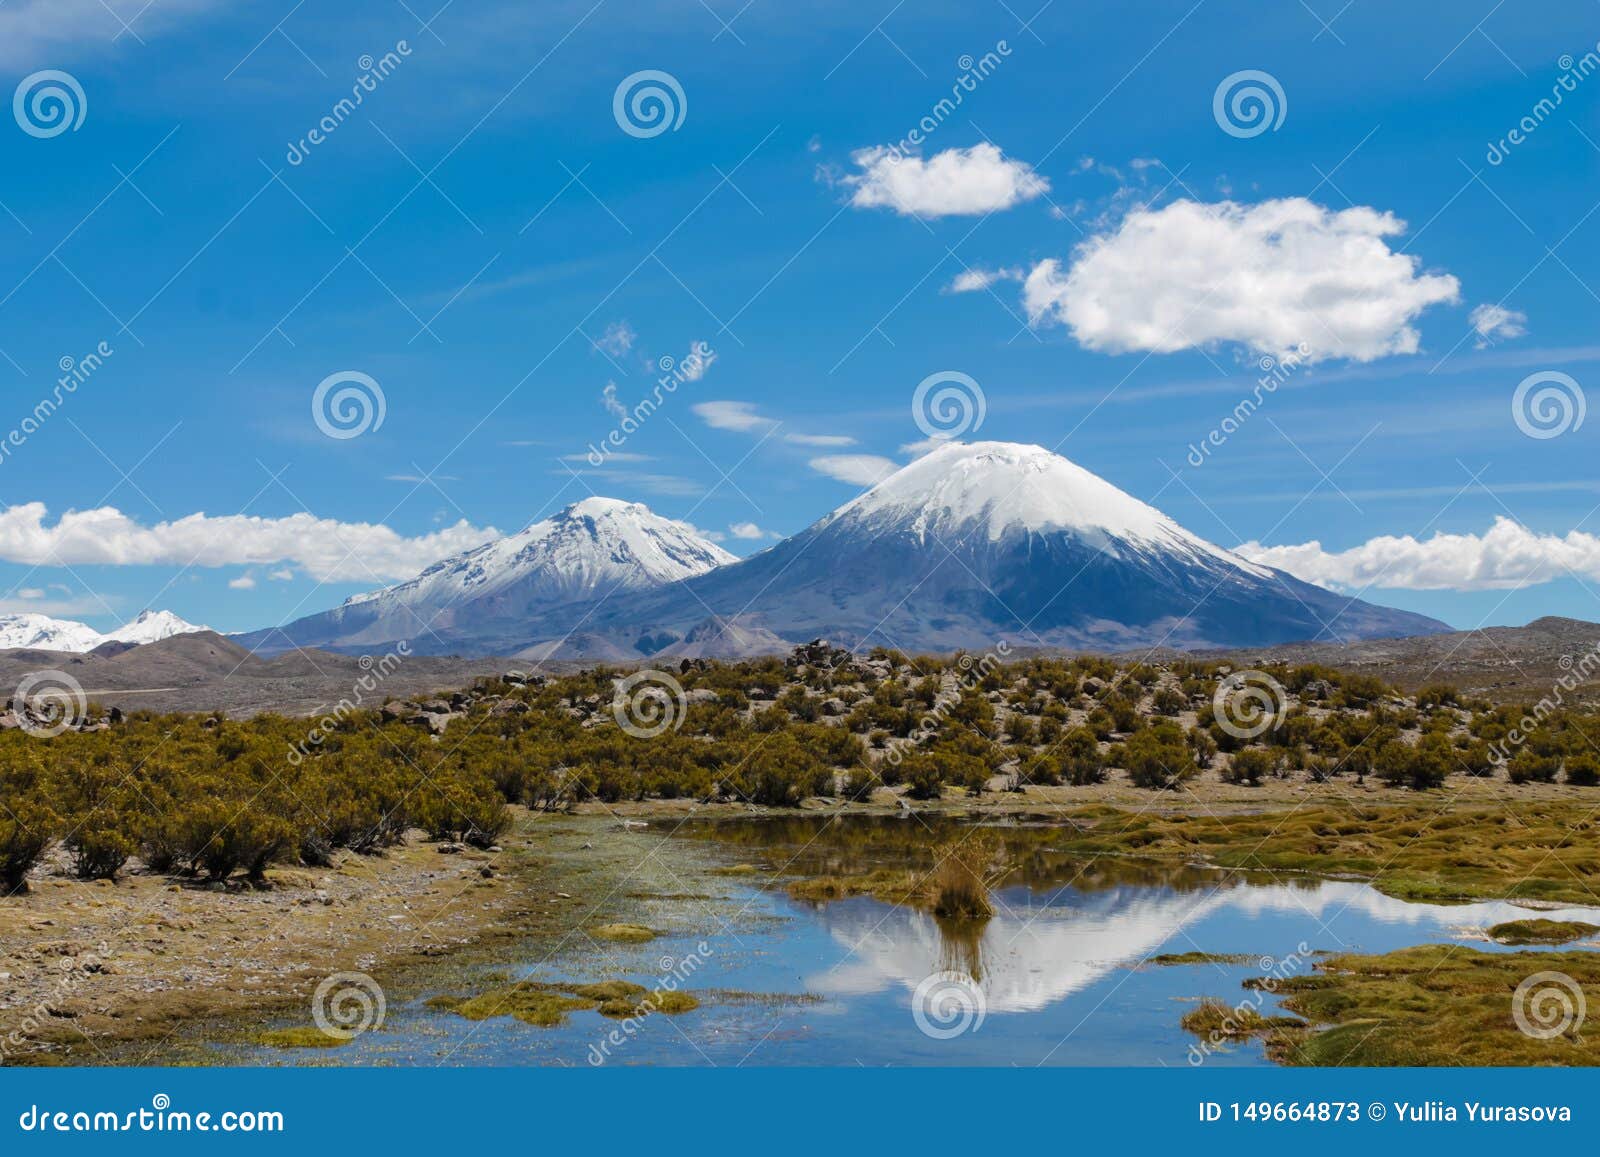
(1024, 198), (1460, 362)
(845, 144), (1049, 218)
(809, 454), (899, 486)
(228, 574), (257, 590)
(1469, 303), (1527, 346)
(728, 521), (779, 540)
(0, 503), (499, 584)
(1236, 517), (1600, 591)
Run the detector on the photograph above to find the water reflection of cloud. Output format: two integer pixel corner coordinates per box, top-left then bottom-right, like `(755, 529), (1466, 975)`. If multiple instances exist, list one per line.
(804, 882), (1600, 1015)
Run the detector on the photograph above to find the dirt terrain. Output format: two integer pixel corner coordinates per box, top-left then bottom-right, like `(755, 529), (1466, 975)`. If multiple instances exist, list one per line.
(0, 616), (1592, 718)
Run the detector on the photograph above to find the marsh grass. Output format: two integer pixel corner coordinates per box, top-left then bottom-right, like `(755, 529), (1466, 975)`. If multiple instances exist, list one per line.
(930, 834), (998, 920)
(1180, 998), (1302, 1038)
(1219, 945), (1600, 1065)
(426, 977), (702, 1029)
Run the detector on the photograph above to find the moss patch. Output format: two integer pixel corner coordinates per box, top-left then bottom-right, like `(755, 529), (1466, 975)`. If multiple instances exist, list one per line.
(1486, 918), (1599, 945)
(1180, 998), (1302, 1038)
(1149, 952), (1255, 966)
(590, 923), (659, 943)
(426, 978), (700, 1029)
(253, 1026), (350, 1049)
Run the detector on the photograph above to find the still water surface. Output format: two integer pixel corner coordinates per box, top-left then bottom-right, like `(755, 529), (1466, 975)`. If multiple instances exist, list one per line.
(229, 814), (1600, 1066)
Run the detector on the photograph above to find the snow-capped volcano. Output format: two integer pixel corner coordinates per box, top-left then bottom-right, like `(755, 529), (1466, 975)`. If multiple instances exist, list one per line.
(819, 441), (1270, 575)
(237, 444), (1449, 658)
(237, 497), (736, 654)
(0, 609), (207, 653)
(522, 441), (1449, 657)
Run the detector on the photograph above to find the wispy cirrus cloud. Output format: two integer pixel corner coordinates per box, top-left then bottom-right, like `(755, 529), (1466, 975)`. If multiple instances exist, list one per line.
(0, 0), (221, 67)
(809, 454), (898, 486)
(692, 400), (777, 433)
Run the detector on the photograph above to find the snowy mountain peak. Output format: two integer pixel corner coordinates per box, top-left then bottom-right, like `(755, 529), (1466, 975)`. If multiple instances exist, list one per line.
(102, 609), (209, 646)
(0, 613), (110, 652)
(327, 497), (736, 641)
(832, 440), (1268, 575)
(0, 609), (207, 653)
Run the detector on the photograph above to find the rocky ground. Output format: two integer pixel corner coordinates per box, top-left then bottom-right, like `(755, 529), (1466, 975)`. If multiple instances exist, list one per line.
(0, 814), (556, 1064)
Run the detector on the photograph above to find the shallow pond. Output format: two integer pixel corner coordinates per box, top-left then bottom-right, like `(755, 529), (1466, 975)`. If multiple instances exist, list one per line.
(227, 813), (1600, 1067)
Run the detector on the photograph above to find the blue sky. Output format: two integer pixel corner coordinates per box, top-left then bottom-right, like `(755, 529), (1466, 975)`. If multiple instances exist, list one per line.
(0, 0), (1596, 634)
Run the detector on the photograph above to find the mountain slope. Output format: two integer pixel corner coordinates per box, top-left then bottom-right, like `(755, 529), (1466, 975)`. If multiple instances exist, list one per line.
(237, 497), (736, 654)
(518, 442), (1449, 656)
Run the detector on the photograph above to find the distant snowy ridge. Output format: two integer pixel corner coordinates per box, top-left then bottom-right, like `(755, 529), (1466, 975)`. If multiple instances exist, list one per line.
(0, 608), (208, 653)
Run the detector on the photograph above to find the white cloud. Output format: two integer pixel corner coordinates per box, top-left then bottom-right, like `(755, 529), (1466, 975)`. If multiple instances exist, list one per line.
(229, 574), (257, 590)
(268, 568), (295, 582)
(593, 320), (635, 357)
(579, 471), (703, 497)
(785, 432), (856, 447)
(0, 0), (218, 67)
(944, 266), (1023, 294)
(728, 521), (779, 540)
(899, 437), (949, 457)
(0, 503), (498, 584)
(809, 454), (899, 486)
(1236, 516), (1600, 591)
(844, 144), (1049, 218)
(1469, 303), (1527, 346)
(600, 382), (627, 422)
(692, 400), (778, 433)
(1024, 198), (1461, 362)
